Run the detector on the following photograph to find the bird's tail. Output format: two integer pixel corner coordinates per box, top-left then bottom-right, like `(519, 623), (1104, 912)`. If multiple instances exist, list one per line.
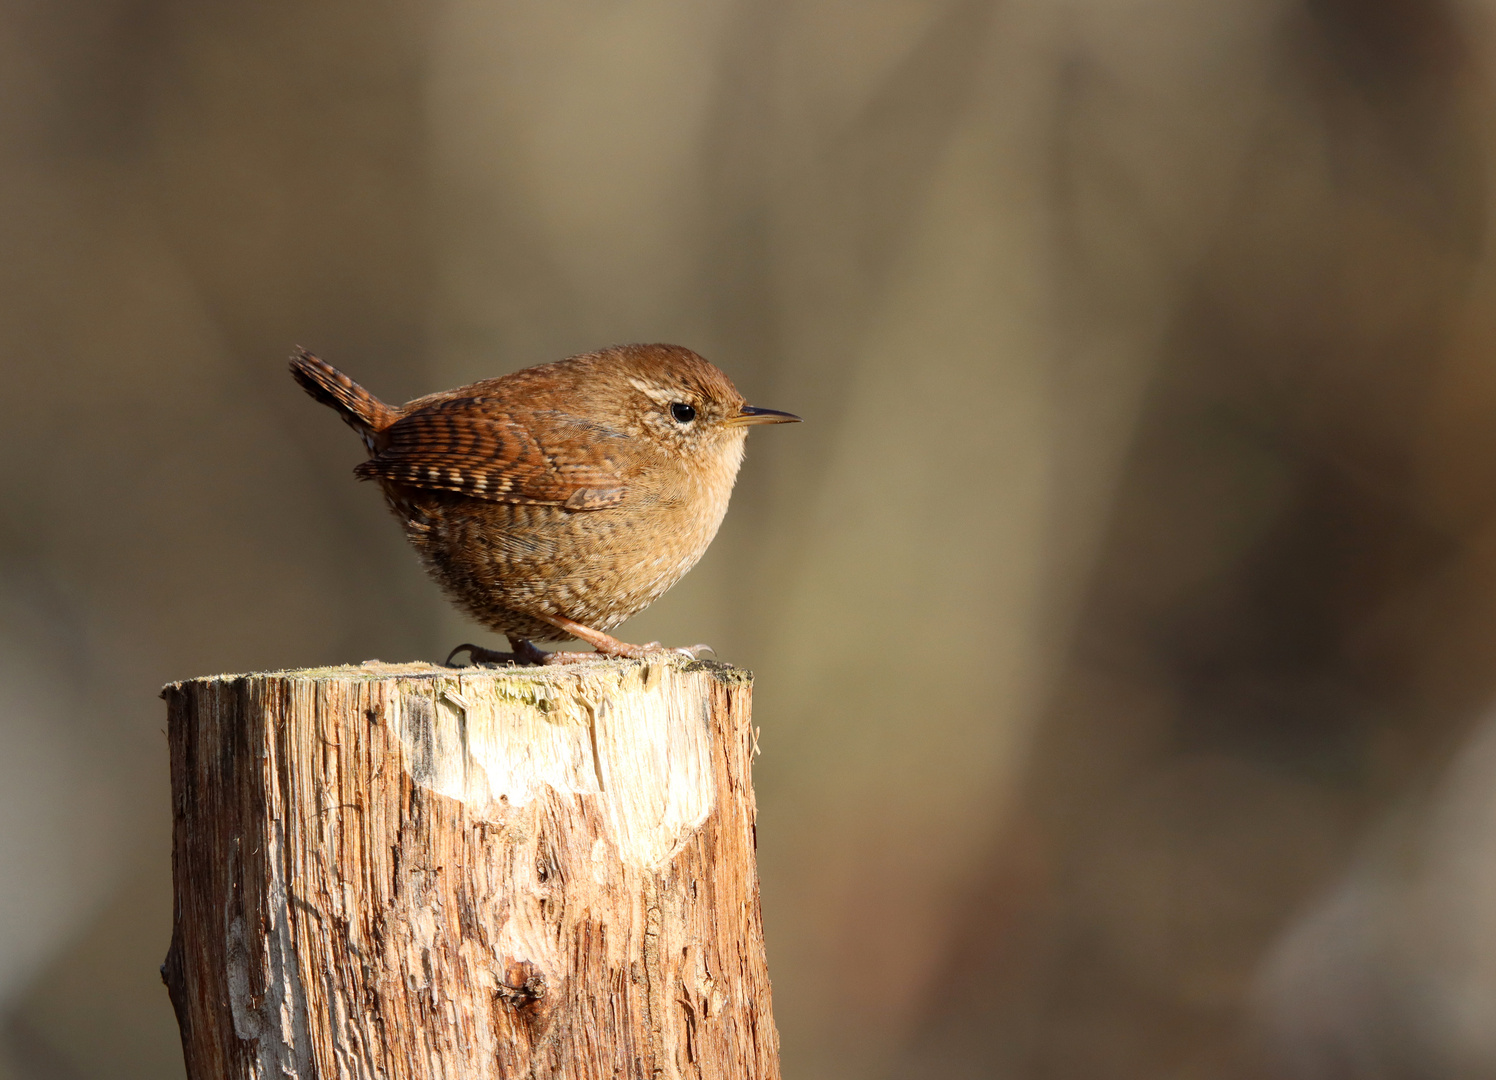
(289, 348), (399, 441)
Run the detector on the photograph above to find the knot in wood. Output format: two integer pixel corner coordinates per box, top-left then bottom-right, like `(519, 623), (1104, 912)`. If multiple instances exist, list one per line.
(496, 960), (548, 1010)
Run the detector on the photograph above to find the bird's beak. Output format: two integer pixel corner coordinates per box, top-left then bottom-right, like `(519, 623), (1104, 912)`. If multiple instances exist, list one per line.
(728, 405), (802, 427)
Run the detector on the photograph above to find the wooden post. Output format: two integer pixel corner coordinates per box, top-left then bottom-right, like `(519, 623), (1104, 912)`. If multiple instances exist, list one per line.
(160, 658), (779, 1080)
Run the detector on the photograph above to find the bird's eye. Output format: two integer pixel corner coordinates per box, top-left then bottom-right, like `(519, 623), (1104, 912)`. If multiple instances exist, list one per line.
(670, 402), (696, 424)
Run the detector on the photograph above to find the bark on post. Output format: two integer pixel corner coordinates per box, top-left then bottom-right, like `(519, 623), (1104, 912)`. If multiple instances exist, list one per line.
(160, 658), (778, 1079)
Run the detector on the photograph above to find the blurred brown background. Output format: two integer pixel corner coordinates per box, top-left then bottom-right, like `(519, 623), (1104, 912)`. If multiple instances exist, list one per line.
(6, 1), (1496, 1077)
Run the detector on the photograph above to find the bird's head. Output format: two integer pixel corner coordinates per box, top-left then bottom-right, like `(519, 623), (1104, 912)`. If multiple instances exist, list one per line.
(582, 344), (800, 467)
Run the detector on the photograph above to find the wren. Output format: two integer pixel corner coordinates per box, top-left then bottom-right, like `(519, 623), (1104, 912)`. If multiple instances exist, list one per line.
(291, 344), (800, 665)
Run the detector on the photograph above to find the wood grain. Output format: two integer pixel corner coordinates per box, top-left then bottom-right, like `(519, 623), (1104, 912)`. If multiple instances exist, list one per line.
(161, 658), (779, 1079)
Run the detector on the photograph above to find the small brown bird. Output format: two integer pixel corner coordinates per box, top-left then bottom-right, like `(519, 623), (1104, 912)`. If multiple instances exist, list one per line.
(291, 344), (799, 665)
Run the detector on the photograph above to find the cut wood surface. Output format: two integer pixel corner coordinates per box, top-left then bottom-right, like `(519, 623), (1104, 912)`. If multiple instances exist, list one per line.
(161, 657), (778, 1080)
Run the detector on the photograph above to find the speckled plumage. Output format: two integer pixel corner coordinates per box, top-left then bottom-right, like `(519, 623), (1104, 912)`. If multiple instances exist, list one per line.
(291, 344), (798, 661)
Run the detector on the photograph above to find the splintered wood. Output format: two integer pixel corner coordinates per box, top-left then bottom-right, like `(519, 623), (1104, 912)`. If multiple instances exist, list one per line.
(161, 658), (779, 1080)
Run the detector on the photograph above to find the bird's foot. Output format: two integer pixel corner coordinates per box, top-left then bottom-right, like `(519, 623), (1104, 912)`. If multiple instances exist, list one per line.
(445, 639), (551, 667)
(509, 638), (552, 665)
(446, 643), (504, 666)
(527, 612), (717, 664)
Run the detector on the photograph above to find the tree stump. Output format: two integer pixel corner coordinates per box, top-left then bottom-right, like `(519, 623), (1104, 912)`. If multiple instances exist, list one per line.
(160, 657), (779, 1080)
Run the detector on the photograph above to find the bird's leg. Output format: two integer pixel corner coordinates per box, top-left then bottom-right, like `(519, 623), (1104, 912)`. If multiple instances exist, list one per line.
(445, 639), (551, 667)
(533, 613), (713, 665)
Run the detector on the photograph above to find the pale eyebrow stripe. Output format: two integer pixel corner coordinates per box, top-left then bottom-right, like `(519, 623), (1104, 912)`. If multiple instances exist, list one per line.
(626, 377), (679, 405)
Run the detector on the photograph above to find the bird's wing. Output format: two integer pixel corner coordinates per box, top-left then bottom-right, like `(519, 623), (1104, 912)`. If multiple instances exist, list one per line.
(354, 397), (629, 510)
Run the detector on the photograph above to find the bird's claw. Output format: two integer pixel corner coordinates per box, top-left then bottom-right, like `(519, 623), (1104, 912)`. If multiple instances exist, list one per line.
(446, 642), (547, 667)
(446, 643), (490, 666)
